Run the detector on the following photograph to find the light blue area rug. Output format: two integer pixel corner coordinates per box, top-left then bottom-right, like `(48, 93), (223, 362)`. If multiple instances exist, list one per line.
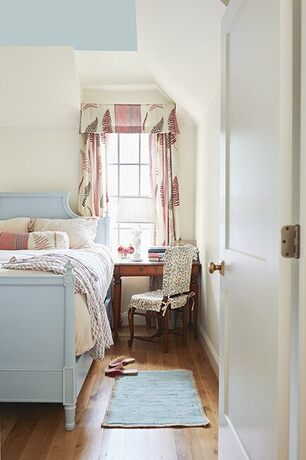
(102, 370), (209, 428)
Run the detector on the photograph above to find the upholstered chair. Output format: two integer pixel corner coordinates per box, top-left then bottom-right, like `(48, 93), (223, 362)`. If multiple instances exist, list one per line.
(127, 245), (196, 353)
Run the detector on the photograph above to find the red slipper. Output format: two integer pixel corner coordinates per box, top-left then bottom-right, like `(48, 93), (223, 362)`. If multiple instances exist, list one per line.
(105, 366), (138, 377)
(108, 356), (136, 368)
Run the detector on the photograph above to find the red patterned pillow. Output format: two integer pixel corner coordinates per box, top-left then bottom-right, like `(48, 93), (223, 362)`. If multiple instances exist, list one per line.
(0, 231), (69, 250)
(0, 232), (29, 250)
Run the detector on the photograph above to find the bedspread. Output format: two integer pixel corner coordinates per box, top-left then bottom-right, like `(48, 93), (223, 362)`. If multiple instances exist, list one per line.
(0, 245), (114, 360)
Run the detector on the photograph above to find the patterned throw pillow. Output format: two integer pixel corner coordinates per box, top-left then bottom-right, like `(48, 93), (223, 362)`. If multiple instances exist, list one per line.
(0, 231), (69, 250)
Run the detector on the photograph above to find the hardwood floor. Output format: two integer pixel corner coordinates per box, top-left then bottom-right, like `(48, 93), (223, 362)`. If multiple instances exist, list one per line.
(0, 328), (218, 460)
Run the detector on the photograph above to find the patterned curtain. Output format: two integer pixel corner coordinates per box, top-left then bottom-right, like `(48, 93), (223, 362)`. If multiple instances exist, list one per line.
(79, 103), (179, 135)
(78, 103), (180, 219)
(149, 133), (180, 246)
(78, 133), (108, 217)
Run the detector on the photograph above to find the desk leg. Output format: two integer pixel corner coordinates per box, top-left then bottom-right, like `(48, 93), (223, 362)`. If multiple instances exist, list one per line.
(113, 275), (121, 339)
(191, 274), (199, 339)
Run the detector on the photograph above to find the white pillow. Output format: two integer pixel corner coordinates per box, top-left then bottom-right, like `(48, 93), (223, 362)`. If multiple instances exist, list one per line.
(32, 217), (98, 249)
(0, 217), (31, 233)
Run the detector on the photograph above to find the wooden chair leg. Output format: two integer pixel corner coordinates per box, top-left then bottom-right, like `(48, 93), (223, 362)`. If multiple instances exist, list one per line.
(145, 312), (151, 329)
(128, 307), (135, 347)
(164, 309), (169, 353)
(157, 315), (162, 336)
(183, 305), (187, 346)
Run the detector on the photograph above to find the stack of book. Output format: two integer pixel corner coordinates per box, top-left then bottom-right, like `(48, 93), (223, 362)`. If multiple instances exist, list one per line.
(148, 246), (169, 262)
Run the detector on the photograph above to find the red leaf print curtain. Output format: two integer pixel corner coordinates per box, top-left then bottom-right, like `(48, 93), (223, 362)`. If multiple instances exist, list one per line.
(149, 133), (180, 245)
(78, 132), (108, 217)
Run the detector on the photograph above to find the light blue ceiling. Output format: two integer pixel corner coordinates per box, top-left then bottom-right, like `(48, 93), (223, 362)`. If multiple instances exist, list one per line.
(0, 0), (137, 50)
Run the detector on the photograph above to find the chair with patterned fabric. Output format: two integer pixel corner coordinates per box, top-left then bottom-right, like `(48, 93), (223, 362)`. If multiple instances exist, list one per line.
(127, 245), (196, 353)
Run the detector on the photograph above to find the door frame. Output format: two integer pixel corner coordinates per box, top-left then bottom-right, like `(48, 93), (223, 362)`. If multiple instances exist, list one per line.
(298, 1), (306, 458)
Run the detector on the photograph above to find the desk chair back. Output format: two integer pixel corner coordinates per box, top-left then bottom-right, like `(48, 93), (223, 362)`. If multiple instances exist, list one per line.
(162, 245), (195, 298)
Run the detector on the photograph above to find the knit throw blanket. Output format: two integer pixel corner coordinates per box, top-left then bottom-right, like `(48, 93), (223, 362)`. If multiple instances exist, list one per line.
(3, 253), (113, 360)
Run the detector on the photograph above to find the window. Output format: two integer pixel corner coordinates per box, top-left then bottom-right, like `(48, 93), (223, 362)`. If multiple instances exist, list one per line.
(108, 133), (153, 254)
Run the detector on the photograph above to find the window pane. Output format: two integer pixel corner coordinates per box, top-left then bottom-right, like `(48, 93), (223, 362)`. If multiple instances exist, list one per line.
(140, 165), (151, 196)
(119, 228), (134, 247)
(108, 165), (118, 196)
(108, 197), (118, 227)
(108, 197), (118, 216)
(119, 223), (135, 229)
(141, 228), (152, 256)
(108, 134), (118, 163)
(139, 223), (151, 230)
(107, 132), (154, 255)
(110, 228), (119, 253)
(120, 134), (139, 163)
(141, 134), (150, 164)
(120, 165), (139, 196)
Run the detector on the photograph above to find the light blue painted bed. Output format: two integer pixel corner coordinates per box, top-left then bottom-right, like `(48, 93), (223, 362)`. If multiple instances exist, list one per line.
(0, 192), (111, 430)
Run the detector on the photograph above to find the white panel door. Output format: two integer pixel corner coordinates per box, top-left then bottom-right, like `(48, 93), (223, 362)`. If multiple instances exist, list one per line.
(219, 0), (297, 459)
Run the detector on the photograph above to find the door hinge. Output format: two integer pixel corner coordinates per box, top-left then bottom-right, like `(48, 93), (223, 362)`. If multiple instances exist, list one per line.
(281, 224), (300, 259)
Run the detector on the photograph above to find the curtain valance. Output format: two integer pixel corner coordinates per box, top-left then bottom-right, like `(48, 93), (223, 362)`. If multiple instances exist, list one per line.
(80, 103), (180, 135)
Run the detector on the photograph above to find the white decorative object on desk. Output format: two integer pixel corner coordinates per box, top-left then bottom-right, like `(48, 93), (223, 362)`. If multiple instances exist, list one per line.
(131, 227), (142, 262)
(117, 197), (155, 262)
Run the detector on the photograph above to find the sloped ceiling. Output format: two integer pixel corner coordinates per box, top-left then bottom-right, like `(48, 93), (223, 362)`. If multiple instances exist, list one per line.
(76, 0), (225, 123)
(135, 0), (225, 121)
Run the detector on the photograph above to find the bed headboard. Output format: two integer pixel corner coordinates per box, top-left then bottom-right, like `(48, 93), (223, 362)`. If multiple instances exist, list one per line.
(0, 192), (110, 246)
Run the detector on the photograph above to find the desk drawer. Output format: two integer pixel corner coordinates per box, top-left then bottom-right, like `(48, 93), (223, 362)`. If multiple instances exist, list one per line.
(119, 265), (163, 277)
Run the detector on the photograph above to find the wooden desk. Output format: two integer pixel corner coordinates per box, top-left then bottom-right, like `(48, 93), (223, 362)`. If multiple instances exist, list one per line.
(112, 261), (201, 339)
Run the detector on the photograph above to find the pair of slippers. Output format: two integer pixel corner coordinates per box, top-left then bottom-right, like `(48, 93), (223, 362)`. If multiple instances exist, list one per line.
(105, 356), (138, 377)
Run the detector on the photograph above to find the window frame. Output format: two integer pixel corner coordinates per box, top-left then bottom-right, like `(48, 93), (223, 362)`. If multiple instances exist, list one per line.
(108, 133), (152, 250)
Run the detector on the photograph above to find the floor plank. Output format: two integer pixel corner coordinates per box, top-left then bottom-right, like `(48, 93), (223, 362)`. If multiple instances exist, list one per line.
(0, 328), (218, 460)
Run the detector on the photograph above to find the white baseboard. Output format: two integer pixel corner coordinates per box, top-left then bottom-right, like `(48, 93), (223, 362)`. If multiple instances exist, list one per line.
(198, 324), (219, 379)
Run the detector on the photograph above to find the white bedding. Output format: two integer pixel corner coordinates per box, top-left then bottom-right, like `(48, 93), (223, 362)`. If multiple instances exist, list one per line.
(0, 244), (114, 355)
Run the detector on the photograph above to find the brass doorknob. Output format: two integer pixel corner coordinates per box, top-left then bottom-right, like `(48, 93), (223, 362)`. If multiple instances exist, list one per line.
(208, 261), (225, 276)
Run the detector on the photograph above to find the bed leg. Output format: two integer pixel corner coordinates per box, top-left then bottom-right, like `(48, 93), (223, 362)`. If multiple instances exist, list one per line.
(64, 404), (76, 431)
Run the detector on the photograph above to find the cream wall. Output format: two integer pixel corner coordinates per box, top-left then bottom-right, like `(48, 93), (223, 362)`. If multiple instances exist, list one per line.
(0, 128), (80, 209)
(195, 90), (221, 373)
(0, 47), (80, 210)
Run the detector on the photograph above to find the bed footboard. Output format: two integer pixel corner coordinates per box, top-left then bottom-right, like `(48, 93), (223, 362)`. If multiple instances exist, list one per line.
(0, 262), (86, 430)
